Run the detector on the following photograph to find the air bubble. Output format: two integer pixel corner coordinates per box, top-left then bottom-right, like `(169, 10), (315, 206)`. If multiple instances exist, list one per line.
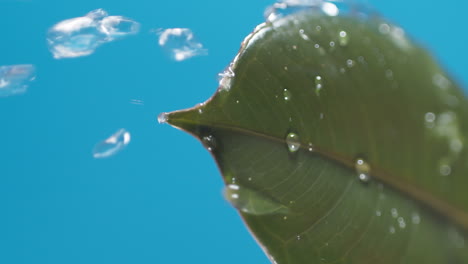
(93, 129), (131, 158)
(286, 133), (301, 152)
(338, 30), (349, 46)
(157, 28), (207, 61)
(283, 88), (291, 101)
(411, 213), (421, 225)
(47, 9), (139, 59)
(355, 157), (371, 183)
(0, 64), (36, 97)
(391, 208), (398, 218)
(346, 59), (355, 68)
(397, 217), (406, 229)
(314, 75), (323, 96)
(299, 29), (309, 40)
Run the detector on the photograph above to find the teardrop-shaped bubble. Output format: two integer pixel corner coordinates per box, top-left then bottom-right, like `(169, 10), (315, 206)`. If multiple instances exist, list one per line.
(224, 184), (289, 215)
(286, 132), (301, 152)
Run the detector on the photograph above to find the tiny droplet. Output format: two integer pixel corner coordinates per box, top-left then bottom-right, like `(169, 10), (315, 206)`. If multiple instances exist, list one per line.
(286, 133), (301, 153)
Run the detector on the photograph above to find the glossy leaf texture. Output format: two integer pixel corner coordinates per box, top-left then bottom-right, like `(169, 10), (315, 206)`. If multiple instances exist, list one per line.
(162, 7), (468, 264)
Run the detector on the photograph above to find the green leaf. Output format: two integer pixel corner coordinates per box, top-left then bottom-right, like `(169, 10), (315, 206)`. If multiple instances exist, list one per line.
(162, 8), (468, 264)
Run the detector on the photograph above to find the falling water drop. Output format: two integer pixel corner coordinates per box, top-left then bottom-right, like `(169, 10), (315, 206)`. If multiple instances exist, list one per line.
(286, 133), (301, 152)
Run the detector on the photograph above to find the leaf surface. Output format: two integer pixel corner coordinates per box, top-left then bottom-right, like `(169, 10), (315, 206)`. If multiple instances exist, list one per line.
(164, 8), (468, 264)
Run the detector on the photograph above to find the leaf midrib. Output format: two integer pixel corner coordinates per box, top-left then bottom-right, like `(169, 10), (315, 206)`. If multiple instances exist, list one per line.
(168, 113), (468, 232)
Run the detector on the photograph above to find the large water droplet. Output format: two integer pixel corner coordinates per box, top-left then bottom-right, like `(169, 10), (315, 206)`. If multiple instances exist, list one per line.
(47, 9), (139, 59)
(93, 128), (131, 158)
(355, 157), (371, 183)
(224, 184), (288, 215)
(0, 64), (36, 97)
(157, 28), (207, 61)
(314, 75), (323, 96)
(286, 133), (301, 152)
(411, 212), (421, 224)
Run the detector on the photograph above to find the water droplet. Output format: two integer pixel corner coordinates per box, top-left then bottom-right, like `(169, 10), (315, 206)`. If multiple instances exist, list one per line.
(47, 9), (139, 59)
(157, 112), (168, 124)
(411, 213), (421, 224)
(284, 66), (289, 71)
(224, 184), (288, 215)
(286, 133), (301, 152)
(355, 158), (371, 183)
(157, 28), (207, 61)
(314, 75), (323, 96)
(346, 59), (355, 68)
(283, 88), (291, 101)
(338, 30), (348, 46)
(308, 143), (314, 152)
(329, 41), (335, 48)
(375, 210), (382, 217)
(93, 129), (131, 158)
(433, 73), (451, 90)
(283, 216), (288, 220)
(391, 208), (398, 218)
(296, 235), (302, 240)
(389, 226), (396, 234)
(202, 135), (217, 151)
(319, 113), (324, 119)
(0, 64), (36, 97)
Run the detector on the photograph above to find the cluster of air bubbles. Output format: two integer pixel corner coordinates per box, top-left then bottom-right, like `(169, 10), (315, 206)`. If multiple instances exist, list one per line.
(286, 132), (301, 152)
(93, 129), (131, 158)
(47, 9), (140, 59)
(156, 28), (207, 61)
(354, 157), (371, 183)
(0, 65), (36, 97)
(264, 0), (340, 23)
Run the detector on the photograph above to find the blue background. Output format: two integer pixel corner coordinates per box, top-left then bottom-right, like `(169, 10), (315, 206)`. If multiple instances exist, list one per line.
(1, 0), (467, 263)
